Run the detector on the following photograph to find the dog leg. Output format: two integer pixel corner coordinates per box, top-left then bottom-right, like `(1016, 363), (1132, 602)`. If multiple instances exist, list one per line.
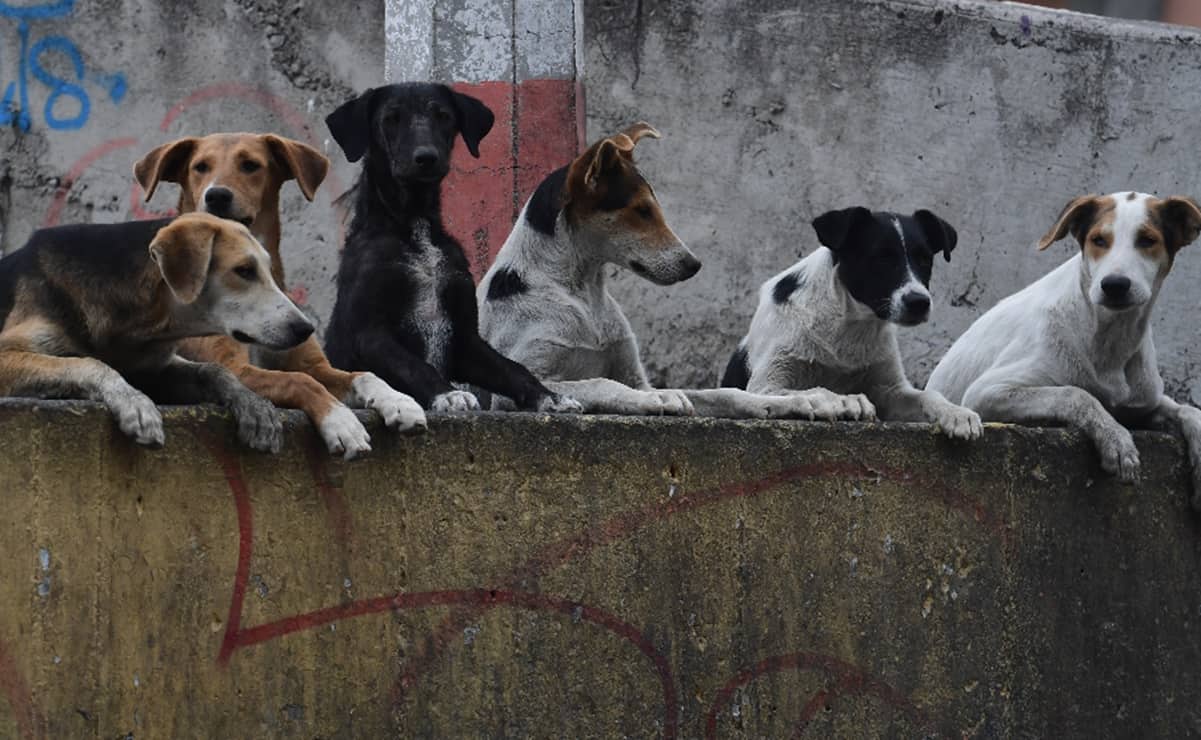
(684, 387), (875, 420)
(282, 337), (427, 433)
(0, 351), (164, 445)
(874, 386), (983, 440)
(139, 357), (285, 454)
(965, 381), (1138, 481)
(541, 379), (694, 416)
(1147, 396), (1201, 510)
(451, 334), (582, 413)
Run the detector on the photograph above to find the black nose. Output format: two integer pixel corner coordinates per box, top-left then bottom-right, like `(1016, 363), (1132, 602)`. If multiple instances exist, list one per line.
(413, 147), (440, 168)
(681, 254), (702, 279)
(286, 320), (315, 347)
(901, 291), (931, 315)
(204, 187), (234, 213)
(1101, 275), (1131, 300)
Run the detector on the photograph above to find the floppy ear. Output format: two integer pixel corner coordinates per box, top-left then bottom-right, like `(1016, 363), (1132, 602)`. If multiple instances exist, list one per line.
(811, 206), (873, 256)
(325, 88), (376, 163)
(263, 135), (329, 201)
(583, 139), (624, 190)
(148, 218), (216, 304)
(133, 138), (198, 201)
(1038, 195), (1101, 250)
(450, 90), (495, 158)
(914, 209), (959, 262)
(1157, 196), (1201, 253)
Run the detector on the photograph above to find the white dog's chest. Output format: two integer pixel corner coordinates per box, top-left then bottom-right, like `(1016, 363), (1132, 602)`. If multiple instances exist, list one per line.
(410, 221), (453, 372)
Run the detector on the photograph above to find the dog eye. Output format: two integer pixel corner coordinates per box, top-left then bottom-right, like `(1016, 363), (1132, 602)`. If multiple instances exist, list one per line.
(240, 160), (261, 174)
(635, 204), (654, 220)
(435, 108), (452, 123)
(193, 161), (210, 174)
(1136, 235), (1156, 249)
(1091, 234), (1107, 248)
(234, 264), (258, 281)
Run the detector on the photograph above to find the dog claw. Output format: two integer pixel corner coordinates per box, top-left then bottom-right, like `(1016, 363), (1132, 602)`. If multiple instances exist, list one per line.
(537, 393), (583, 414)
(110, 390), (165, 447)
(432, 390), (480, 413)
(350, 374), (427, 432)
(231, 395), (283, 453)
(937, 406), (983, 440)
(1096, 425), (1140, 483)
(319, 403), (372, 460)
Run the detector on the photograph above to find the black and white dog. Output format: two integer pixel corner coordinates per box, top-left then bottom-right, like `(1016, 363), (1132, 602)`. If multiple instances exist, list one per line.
(323, 82), (580, 414)
(723, 206), (983, 439)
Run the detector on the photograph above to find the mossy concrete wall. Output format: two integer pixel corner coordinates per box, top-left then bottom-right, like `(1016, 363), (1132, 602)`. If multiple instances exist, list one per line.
(0, 400), (1199, 738)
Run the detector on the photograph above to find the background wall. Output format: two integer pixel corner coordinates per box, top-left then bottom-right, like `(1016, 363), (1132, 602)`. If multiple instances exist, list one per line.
(0, 0), (381, 334)
(583, 0), (1201, 398)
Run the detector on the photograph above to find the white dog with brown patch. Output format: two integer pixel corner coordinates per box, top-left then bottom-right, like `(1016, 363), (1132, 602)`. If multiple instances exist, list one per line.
(927, 191), (1201, 505)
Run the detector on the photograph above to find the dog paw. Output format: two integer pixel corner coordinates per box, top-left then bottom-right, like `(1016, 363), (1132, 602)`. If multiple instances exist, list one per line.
(838, 393), (877, 421)
(782, 388), (872, 421)
(230, 394), (283, 454)
(111, 391), (165, 447)
(537, 393), (584, 414)
(431, 390), (480, 413)
(350, 373), (427, 432)
(935, 405), (983, 440)
(318, 404), (371, 460)
(1096, 425), (1140, 483)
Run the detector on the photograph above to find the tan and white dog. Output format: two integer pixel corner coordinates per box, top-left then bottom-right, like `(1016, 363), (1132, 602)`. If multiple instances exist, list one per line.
(928, 192), (1201, 504)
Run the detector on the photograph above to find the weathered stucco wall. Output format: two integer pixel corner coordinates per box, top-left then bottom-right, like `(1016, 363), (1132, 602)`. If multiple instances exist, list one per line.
(583, 0), (1201, 399)
(0, 0), (382, 335)
(1, 400), (1200, 738)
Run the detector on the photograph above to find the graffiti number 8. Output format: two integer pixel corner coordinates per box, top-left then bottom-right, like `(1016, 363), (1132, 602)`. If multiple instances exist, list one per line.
(29, 35), (88, 130)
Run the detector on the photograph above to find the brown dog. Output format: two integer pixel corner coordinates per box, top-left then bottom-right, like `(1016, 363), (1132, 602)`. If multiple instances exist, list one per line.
(0, 213), (311, 450)
(134, 133), (426, 459)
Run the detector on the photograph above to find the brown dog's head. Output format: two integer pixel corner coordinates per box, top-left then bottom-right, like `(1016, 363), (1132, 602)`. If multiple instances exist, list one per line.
(560, 123), (699, 285)
(134, 133), (329, 231)
(149, 213), (313, 349)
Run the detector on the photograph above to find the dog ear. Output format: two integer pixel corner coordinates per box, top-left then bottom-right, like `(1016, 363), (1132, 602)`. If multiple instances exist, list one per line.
(583, 139), (624, 190)
(811, 207), (873, 256)
(1156, 196), (1201, 252)
(263, 135), (329, 201)
(450, 90), (495, 158)
(148, 216), (217, 304)
(610, 122), (661, 155)
(133, 138), (198, 201)
(1038, 195), (1101, 250)
(914, 209), (959, 262)
(325, 88), (376, 163)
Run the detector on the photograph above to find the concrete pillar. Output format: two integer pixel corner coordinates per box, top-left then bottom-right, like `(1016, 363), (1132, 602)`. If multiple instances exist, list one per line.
(384, 0), (585, 277)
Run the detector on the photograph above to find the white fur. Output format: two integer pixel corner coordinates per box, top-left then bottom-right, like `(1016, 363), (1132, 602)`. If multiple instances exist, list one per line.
(349, 372), (427, 431)
(317, 404), (372, 460)
(740, 247), (980, 439)
(478, 200), (869, 420)
(410, 219), (453, 374)
(927, 191), (1201, 491)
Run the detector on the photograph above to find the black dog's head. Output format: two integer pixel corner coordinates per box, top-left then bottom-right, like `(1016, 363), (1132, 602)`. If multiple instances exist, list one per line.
(811, 206), (958, 326)
(325, 82), (495, 183)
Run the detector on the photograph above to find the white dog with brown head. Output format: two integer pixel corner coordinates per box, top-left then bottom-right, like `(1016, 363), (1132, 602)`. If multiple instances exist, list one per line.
(927, 191), (1201, 504)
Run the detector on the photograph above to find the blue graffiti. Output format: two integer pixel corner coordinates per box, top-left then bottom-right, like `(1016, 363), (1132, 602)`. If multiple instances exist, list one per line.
(0, 0), (127, 132)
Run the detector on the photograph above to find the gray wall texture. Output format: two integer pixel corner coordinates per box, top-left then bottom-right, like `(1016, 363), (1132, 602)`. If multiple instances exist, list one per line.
(0, 0), (381, 334)
(584, 0), (1201, 399)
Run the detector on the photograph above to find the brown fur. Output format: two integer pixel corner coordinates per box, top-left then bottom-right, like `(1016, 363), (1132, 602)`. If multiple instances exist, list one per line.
(134, 133), (361, 429)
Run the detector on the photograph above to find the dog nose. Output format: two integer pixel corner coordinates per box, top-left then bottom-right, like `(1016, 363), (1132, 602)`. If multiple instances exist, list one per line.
(287, 319), (315, 346)
(902, 291), (931, 316)
(681, 254), (702, 279)
(204, 187), (234, 213)
(413, 147), (440, 168)
(1101, 275), (1131, 300)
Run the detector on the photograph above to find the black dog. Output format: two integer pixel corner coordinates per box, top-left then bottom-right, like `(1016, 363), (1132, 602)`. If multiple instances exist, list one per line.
(323, 82), (581, 414)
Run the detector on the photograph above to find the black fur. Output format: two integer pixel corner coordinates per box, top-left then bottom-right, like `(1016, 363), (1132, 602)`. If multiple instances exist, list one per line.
(525, 165), (568, 236)
(323, 82), (560, 410)
(485, 267), (528, 301)
(811, 206), (957, 323)
(720, 346), (750, 389)
(772, 269), (805, 305)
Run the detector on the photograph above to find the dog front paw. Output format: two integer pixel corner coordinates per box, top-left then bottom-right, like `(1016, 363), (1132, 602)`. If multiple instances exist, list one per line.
(350, 373), (427, 432)
(431, 390), (480, 413)
(230, 394), (283, 453)
(110, 390), (165, 447)
(1096, 425), (1140, 483)
(318, 404), (371, 460)
(650, 389), (694, 416)
(935, 405), (983, 440)
(537, 393), (583, 414)
(781, 388), (872, 421)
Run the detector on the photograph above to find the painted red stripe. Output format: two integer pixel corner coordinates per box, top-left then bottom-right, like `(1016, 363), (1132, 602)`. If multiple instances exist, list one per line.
(208, 441), (253, 667)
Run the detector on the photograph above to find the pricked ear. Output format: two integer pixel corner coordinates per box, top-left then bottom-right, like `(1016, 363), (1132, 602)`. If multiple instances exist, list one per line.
(1038, 194), (1101, 250)
(264, 135), (329, 201)
(914, 209), (959, 262)
(325, 87), (376, 163)
(811, 206), (873, 256)
(450, 89), (495, 158)
(1157, 196), (1201, 252)
(617, 122), (661, 148)
(583, 139), (623, 190)
(133, 138), (198, 201)
(148, 217), (216, 304)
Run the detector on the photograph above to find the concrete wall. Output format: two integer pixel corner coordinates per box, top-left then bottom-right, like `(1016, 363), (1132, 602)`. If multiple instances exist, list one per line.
(0, 0), (382, 334)
(582, 0), (1201, 400)
(1, 401), (1200, 737)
